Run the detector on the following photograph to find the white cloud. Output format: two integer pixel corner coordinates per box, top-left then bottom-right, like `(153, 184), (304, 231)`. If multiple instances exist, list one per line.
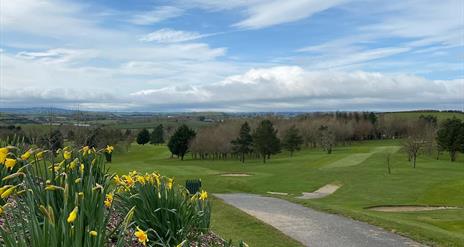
(233, 0), (346, 29)
(129, 6), (183, 25)
(16, 48), (98, 64)
(130, 66), (463, 111)
(186, 0), (347, 29)
(139, 28), (208, 43)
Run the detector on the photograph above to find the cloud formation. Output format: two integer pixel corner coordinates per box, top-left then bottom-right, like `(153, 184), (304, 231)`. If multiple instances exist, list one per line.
(140, 29), (208, 43)
(130, 66), (463, 111)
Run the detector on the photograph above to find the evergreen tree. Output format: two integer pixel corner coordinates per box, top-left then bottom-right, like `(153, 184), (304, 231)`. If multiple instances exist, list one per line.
(39, 129), (64, 152)
(167, 125), (196, 160)
(136, 128), (150, 145)
(437, 118), (464, 161)
(150, 124), (165, 144)
(282, 125), (303, 157)
(231, 122), (253, 163)
(252, 120), (281, 163)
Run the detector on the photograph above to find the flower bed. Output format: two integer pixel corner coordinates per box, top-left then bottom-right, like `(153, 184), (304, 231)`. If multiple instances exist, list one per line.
(0, 142), (214, 247)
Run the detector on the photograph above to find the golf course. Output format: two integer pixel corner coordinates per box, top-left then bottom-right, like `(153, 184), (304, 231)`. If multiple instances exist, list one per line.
(109, 140), (464, 247)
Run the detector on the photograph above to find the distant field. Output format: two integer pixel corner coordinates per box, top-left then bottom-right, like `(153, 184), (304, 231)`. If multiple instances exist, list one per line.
(108, 119), (213, 130)
(110, 140), (464, 246)
(383, 111), (464, 121)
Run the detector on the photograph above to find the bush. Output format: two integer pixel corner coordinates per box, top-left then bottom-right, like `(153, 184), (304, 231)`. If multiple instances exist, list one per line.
(116, 172), (211, 246)
(0, 144), (132, 247)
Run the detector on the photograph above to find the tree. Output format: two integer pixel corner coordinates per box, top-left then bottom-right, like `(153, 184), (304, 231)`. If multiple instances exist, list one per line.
(437, 118), (464, 162)
(318, 125), (335, 154)
(403, 136), (423, 168)
(231, 122), (253, 163)
(252, 120), (281, 163)
(368, 112), (378, 125)
(167, 125), (196, 160)
(39, 129), (64, 152)
(136, 128), (150, 145)
(282, 125), (303, 157)
(150, 124), (165, 145)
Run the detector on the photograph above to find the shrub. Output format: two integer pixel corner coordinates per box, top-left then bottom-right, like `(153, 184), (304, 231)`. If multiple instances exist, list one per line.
(0, 144), (132, 247)
(116, 172), (211, 246)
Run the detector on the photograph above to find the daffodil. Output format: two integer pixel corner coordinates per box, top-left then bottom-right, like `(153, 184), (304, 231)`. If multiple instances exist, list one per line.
(167, 178), (174, 189)
(134, 227), (148, 246)
(80, 164), (84, 175)
(89, 231), (98, 237)
(67, 207), (78, 223)
(105, 145), (114, 153)
(0, 148), (8, 164)
(113, 175), (122, 185)
(21, 150), (32, 160)
(82, 146), (90, 155)
(104, 193), (113, 208)
(74, 178), (81, 184)
(199, 190), (208, 200)
(63, 151), (72, 160)
(2, 172), (25, 181)
(1, 186), (16, 199)
(36, 151), (45, 159)
(5, 158), (17, 170)
(68, 159), (78, 170)
(136, 175), (146, 184)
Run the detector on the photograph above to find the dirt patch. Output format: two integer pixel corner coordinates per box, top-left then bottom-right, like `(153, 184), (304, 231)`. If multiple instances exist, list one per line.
(368, 205), (459, 212)
(267, 191), (288, 196)
(220, 173), (251, 177)
(297, 183), (341, 199)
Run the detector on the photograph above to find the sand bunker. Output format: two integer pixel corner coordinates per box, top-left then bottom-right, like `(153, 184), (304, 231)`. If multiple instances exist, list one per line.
(368, 205), (459, 212)
(297, 183), (341, 199)
(220, 173), (251, 177)
(267, 191), (289, 196)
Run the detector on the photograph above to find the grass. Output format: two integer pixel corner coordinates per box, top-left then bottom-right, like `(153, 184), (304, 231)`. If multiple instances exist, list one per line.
(109, 141), (464, 246)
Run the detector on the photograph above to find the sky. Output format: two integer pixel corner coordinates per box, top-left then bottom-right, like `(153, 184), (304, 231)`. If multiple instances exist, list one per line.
(0, 0), (463, 112)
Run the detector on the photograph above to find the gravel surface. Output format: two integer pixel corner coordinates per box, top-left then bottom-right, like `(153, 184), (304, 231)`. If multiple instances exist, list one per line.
(215, 193), (425, 247)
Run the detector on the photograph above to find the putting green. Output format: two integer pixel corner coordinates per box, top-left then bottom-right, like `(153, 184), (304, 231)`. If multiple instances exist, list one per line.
(322, 146), (400, 169)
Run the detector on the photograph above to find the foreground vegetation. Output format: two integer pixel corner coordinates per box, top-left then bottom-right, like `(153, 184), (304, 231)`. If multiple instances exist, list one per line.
(0, 143), (212, 246)
(110, 141), (464, 246)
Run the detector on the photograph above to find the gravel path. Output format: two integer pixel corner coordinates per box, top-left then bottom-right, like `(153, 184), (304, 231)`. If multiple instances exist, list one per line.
(215, 193), (424, 247)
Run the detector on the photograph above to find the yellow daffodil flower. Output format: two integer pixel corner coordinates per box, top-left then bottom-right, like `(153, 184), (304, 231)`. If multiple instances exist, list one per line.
(1, 186), (16, 199)
(105, 145), (114, 154)
(134, 227), (148, 246)
(36, 151), (45, 159)
(167, 178), (174, 189)
(89, 231), (98, 237)
(5, 158), (17, 170)
(67, 207), (78, 223)
(63, 151), (72, 160)
(82, 146), (90, 155)
(199, 190), (208, 200)
(104, 193), (113, 208)
(0, 148), (8, 164)
(21, 150), (32, 160)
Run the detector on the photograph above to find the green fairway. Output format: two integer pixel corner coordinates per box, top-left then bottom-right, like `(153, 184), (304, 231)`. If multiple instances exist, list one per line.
(109, 141), (464, 246)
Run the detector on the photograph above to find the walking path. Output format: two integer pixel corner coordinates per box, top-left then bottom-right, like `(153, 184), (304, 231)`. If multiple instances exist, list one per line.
(215, 193), (424, 247)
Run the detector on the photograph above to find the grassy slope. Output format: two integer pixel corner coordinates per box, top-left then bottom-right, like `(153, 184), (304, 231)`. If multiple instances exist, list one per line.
(110, 141), (464, 247)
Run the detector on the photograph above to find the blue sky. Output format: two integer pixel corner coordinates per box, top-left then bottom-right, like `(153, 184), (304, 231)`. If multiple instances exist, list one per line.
(0, 0), (462, 112)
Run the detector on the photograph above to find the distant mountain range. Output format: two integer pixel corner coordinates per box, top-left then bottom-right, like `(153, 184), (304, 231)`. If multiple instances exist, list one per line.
(0, 107), (78, 115)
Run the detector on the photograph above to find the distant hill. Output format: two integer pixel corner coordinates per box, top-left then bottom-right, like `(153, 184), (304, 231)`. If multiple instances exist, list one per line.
(381, 110), (464, 121)
(0, 107), (77, 115)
